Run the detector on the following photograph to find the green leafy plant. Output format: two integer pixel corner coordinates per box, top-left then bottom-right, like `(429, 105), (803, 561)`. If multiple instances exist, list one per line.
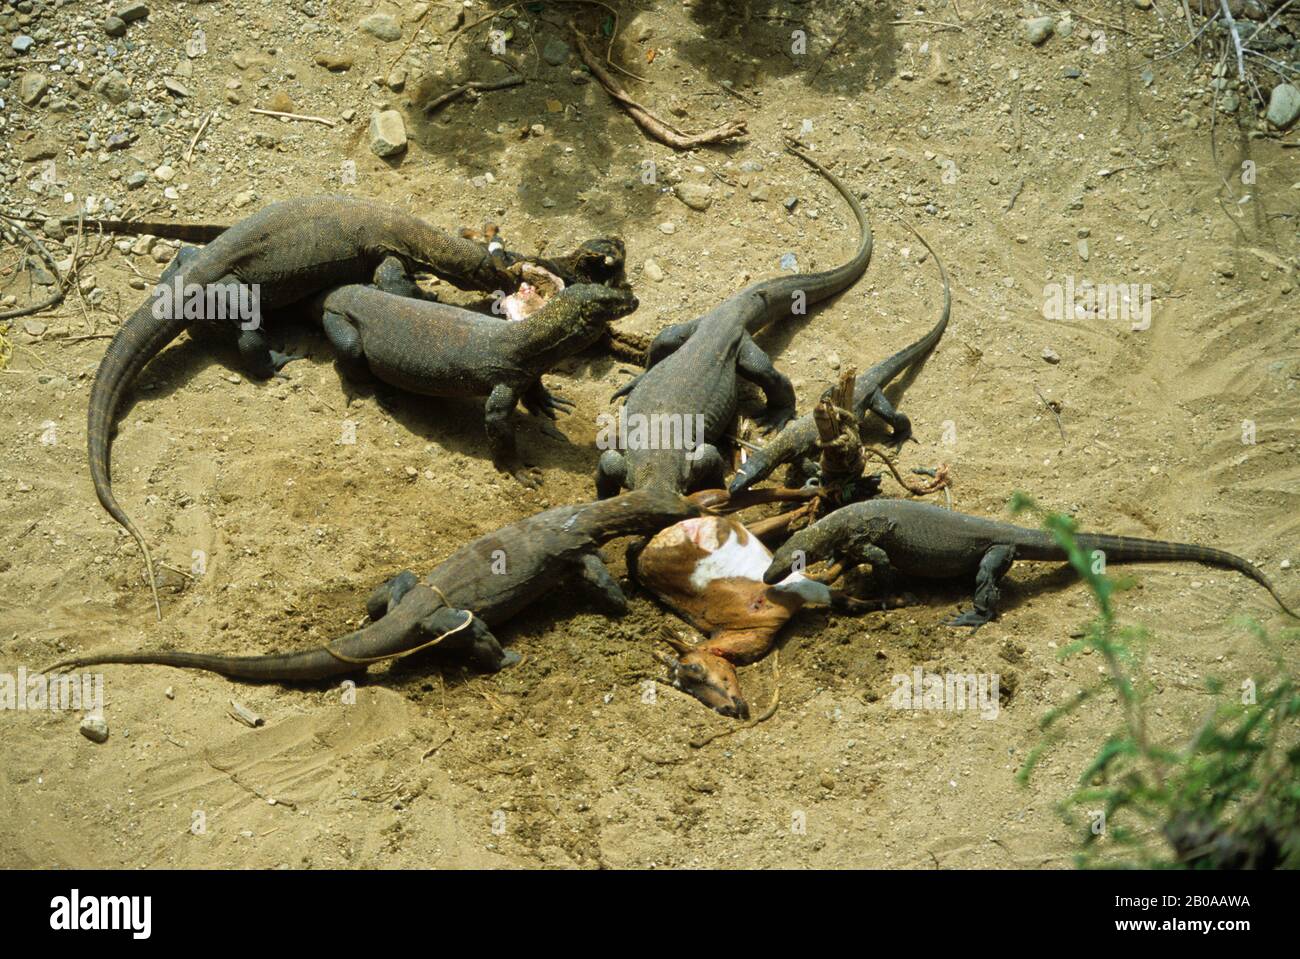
(1011, 493), (1300, 869)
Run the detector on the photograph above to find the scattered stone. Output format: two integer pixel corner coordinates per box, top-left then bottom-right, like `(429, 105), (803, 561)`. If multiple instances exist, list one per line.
(314, 51), (354, 71)
(1266, 83), (1300, 130)
(1042, 346), (1061, 364)
(369, 109), (407, 157)
(103, 16), (127, 37)
(95, 70), (131, 104)
(1061, 66), (1082, 80)
(23, 319), (47, 337)
(643, 259), (665, 282)
(819, 774), (835, 791)
(749, 184), (771, 202)
(163, 77), (191, 98)
(674, 180), (712, 211)
(18, 72), (48, 106)
(1281, 559), (1292, 570)
(165, 686), (175, 700)
(1024, 16), (1055, 46)
(267, 91), (294, 113)
(542, 37), (570, 66)
(569, 69), (589, 85)
(79, 715), (109, 743)
(125, 170), (147, 190)
(105, 131), (136, 151)
(1133, 0), (1152, 8)
(779, 253), (798, 271)
(12, 35), (35, 54)
(1076, 238), (1090, 261)
(529, 123), (545, 137)
(153, 164), (175, 182)
(783, 196), (799, 211)
(115, 3), (150, 23)
(359, 13), (402, 42)
(658, 221), (676, 235)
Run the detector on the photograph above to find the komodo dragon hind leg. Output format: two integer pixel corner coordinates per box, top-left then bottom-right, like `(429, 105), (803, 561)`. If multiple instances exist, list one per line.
(737, 335), (795, 432)
(866, 389), (914, 447)
(373, 255), (436, 301)
(948, 545), (1016, 628)
(420, 608), (521, 672)
(575, 552), (629, 615)
(685, 443), (726, 492)
(365, 570), (420, 621)
(595, 449), (627, 499)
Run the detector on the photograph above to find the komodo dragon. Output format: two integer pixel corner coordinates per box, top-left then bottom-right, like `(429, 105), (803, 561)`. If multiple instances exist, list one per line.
(313, 276), (638, 486)
(48, 488), (704, 682)
(34, 212), (629, 289)
(88, 195), (622, 619)
(595, 140), (872, 499)
(764, 498), (1300, 626)
(730, 217), (951, 494)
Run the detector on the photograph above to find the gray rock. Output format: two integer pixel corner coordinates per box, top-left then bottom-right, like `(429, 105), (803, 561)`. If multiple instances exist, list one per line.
(103, 16), (127, 37)
(643, 259), (665, 282)
(79, 715), (109, 743)
(12, 34), (35, 53)
(542, 37), (570, 66)
(125, 170), (147, 189)
(18, 71), (47, 106)
(105, 130), (136, 151)
(163, 77), (190, 98)
(1266, 83), (1300, 130)
(115, 3), (150, 23)
(1042, 346), (1061, 364)
(783, 196), (799, 211)
(359, 13), (402, 42)
(95, 70), (130, 104)
(369, 109), (407, 157)
(1024, 16), (1055, 46)
(674, 180), (712, 211)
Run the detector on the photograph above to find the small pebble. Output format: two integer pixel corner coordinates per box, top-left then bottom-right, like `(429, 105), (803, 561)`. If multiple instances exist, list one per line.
(1042, 347), (1061, 364)
(80, 715), (109, 744)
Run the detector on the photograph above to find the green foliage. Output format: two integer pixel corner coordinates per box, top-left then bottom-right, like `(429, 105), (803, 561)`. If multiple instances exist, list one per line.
(1011, 493), (1300, 869)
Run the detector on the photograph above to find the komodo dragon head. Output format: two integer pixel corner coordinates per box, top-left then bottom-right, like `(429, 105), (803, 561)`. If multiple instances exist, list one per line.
(520, 237), (628, 291)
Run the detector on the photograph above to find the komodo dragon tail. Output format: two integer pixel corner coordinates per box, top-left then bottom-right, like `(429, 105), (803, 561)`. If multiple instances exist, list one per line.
(1021, 530), (1300, 619)
(57, 217), (226, 243)
(45, 586), (452, 681)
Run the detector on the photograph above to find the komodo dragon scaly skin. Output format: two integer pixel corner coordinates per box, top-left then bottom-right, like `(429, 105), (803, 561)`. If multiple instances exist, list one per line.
(595, 140), (873, 499)
(37, 215), (630, 289)
(88, 195), (621, 620)
(315, 278), (638, 486)
(764, 499), (1300, 626)
(730, 217), (951, 494)
(48, 489), (704, 682)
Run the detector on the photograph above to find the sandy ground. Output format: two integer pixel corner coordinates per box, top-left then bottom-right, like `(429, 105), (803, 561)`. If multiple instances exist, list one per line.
(1, 1), (1297, 868)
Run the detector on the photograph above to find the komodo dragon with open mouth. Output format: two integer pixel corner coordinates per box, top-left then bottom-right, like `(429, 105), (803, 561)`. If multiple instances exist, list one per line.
(87, 195), (624, 619)
(730, 216), (951, 494)
(595, 139), (873, 498)
(48, 489), (706, 683)
(764, 498), (1300, 626)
